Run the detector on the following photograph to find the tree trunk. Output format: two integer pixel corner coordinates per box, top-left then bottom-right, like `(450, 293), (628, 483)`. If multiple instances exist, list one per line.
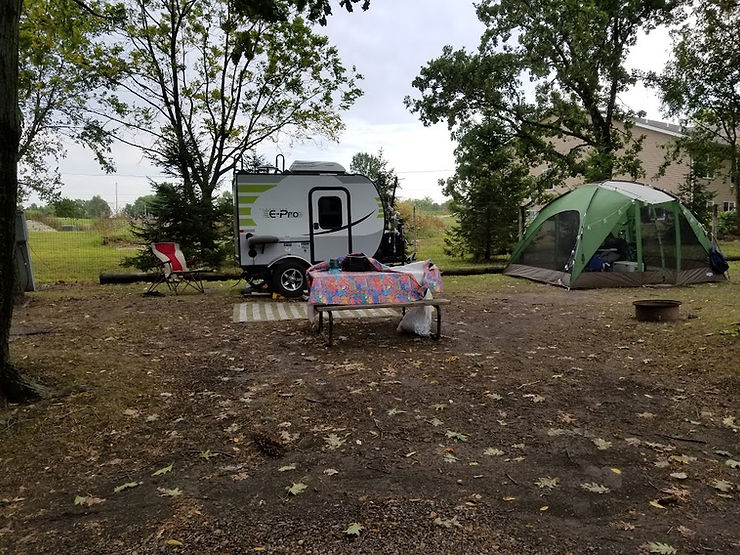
(0, 0), (39, 403)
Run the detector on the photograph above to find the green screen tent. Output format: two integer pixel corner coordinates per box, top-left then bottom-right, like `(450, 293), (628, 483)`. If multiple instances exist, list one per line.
(505, 180), (726, 288)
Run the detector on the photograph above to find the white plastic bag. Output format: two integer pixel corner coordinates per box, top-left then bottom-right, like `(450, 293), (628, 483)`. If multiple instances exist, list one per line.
(397, 290), (433, 336)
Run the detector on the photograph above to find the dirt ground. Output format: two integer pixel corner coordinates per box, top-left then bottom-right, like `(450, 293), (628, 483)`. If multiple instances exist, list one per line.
(2, 276), (739, 554)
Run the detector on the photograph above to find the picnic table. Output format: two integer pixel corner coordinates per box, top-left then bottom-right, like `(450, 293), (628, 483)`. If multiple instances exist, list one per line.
(306, 257), (448, 345)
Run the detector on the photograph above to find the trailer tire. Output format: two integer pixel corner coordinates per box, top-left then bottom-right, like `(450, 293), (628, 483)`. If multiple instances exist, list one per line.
(271, 260), (308, 298)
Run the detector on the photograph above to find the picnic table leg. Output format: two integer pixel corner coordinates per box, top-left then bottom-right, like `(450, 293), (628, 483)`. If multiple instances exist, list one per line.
(434, 304), (442, 340)
(317, 310), (323, 333)
(328, 311), (334, 346)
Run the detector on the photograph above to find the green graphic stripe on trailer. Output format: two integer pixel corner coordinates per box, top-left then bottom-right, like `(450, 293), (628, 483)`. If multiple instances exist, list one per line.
(237, 184), (277, 194)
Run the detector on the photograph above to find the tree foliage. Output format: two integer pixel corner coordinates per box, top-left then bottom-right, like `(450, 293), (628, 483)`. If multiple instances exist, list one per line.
(97, 0), (362, 263)
(442, 122), (531, 261)
(17, 0), (121, 202)
(654, 0), (740, 227)
(350, 149), (397, 208)
(406, 0), (683, 186)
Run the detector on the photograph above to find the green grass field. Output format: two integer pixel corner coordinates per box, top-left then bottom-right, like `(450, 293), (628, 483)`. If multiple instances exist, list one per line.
(25, 215), (740, 284)
(28, 231), (139, 283)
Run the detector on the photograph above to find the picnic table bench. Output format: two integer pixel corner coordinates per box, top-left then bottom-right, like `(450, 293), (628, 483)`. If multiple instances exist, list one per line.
(314, 298), (450, 345)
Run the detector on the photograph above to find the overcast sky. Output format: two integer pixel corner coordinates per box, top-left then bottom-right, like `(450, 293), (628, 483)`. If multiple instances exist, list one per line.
(50, 0), (674, 210)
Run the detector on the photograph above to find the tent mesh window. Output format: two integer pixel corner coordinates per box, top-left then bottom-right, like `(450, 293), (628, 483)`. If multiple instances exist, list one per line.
(678, 214), (709, 269)
(516, 210), (579, 271)
(641, 207), (677, 272)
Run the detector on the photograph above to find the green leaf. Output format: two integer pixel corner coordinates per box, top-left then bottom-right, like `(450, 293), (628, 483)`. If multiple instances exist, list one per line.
(199, 449), (216, 460)
(287, 482), (308, 496)
(152, 463), (173, 476)
(74, 495), (86, 506)
(344, 522), (364, 537)
(114, 481), (141, 493)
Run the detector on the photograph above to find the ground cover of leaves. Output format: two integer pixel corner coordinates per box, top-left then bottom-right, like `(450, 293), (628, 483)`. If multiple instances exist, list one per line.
(2, 276), (739, 554)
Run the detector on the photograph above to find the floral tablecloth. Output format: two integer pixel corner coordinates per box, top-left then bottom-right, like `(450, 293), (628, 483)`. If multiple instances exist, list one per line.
(306, 257), (442, 306)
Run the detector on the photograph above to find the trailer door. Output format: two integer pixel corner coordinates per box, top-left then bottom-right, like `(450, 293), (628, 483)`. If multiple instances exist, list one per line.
(309, 188), (352, 263)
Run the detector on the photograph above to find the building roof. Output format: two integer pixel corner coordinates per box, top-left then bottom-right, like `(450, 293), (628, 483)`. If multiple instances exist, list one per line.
(633, 118), (683, 137)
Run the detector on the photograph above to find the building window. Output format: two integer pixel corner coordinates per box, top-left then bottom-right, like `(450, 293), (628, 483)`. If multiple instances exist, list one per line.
(318, 196), (343, 229)
(723, 201), (736, 212)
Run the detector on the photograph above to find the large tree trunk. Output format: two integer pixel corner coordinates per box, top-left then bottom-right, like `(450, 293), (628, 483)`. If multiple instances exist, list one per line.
(1, 0), (39, 403)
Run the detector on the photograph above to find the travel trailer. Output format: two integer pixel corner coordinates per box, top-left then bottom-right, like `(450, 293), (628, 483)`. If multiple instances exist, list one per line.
(233, 158), (407, 297)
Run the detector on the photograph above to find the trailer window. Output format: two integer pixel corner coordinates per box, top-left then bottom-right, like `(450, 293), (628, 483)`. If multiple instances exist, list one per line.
(318, 196), (343, 229)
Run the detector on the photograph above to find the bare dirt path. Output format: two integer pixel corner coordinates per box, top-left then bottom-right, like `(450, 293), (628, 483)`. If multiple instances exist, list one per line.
(1, 278), (739, 554)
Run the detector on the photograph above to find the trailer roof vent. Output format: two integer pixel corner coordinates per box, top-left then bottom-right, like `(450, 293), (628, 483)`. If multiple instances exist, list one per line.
(289, 160), (346, 174)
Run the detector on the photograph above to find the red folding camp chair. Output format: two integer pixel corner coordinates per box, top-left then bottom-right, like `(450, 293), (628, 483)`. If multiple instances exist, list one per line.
(146, 242), (206, 294)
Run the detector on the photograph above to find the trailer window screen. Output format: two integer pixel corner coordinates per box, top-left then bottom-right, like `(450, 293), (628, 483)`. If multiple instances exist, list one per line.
(318, 196), (343, 229)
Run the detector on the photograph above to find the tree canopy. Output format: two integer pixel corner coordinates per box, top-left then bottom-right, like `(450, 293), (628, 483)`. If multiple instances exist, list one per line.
(18, 0), (120, 202)
(654, 0), (740, 226)
(350, 150), (398, 209)
(406, 0), (684, 186)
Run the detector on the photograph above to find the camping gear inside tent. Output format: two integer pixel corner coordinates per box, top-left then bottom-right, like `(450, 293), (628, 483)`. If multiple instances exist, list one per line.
(505, 181), (726, 288)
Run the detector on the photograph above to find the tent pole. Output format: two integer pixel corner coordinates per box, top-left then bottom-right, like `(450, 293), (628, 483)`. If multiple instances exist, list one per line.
(674, 203), (681, 275)
(635, 202), (643, 273)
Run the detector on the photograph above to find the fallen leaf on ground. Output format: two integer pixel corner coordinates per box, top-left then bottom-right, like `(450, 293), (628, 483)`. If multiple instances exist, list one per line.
(580, 482), (609, 494)
(157, 487), (182, 497)
(325, 434), (346, 450)
(649, 500), (666, 509)
(74, 495), (105, 507)
(344, 522), (364, 537)
(287, 482), (308, 496)
(643, 541), (676, 554)
(323, 468), (339, 476)
(433, 516), (461, 528)
(483, 448), (504, 456)
(669, 472), (687, 480)
(592, 438), (612, 450)
(445, 430), (468, 442)
(535, 477), (560, 490)
(152, 463), (173, 477)
(502, 496), (516, 502)
(669, 454), (696, 464)
(712, 479), (733, 492)
(726, 459), (740, 469)
(386, 408), (406, 416)
(278, 464), (297, 472)
(114, 482), (141, 494)
(166, 539), (183, 546)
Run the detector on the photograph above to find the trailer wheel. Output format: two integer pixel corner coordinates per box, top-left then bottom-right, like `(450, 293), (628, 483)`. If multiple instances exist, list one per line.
(271, 261), (308, 298)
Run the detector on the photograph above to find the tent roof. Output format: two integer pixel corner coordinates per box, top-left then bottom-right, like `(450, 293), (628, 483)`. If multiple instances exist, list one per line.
(597, 181), (674, 204)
